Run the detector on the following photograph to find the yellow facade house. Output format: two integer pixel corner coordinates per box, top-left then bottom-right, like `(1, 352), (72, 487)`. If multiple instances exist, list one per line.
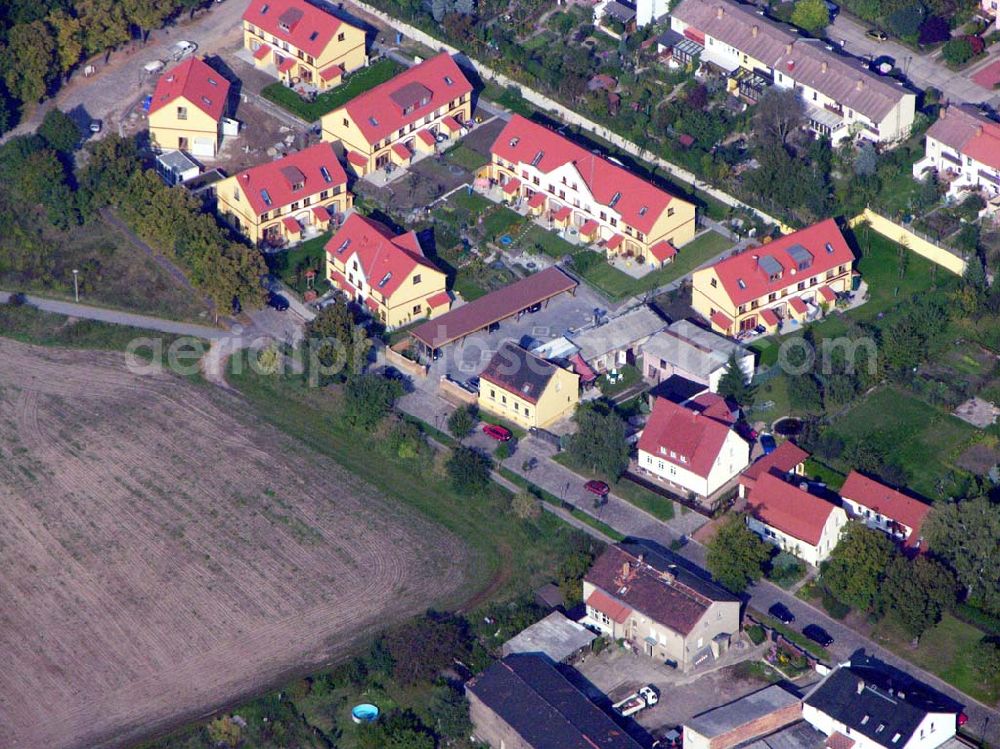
(321, 52), (473, 176)
(326, 212), (451, 329)
(243, 0), (367, 90)
(478, 342), (580, 429)
(147, 57), (230, 158)
(488, 115), (696, 269)
(215, 142), (351, 247)
(691, 219), (855, 337)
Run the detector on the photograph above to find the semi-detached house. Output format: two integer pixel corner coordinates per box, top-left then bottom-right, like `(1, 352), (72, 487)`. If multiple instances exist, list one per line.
(488, 115), (697, 268)
(839, 471), (931, 553)
(913, 105), (1000, 201)
(242, 0), (367, 90)
(147, 57), (231, 158)
(215, 142), (351, 246)
(321, 53), (473, 176)
(670, 0), (916, 145)
(325, 212), (450, 329)
(691, 218), (855, 336)
(583, 543), (741, 671)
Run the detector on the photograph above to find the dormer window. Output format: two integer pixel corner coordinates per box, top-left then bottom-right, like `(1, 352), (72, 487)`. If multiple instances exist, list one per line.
(444, 75), (454, 85)
(260, 189), (272, 207)
(639, 206), (648, 216)
(260, 2), (269, 12)
(531, 151), (544, 167)
(892, 735), (901, 743)
(737, 279), (746, 289)
(369, 116), (379, 126)
(825, 242), (835, 254)
(320, 166), (333, 183)
(609, 191), (622, 208)
(337, 239), (351, 253)
(876, 724), (885, 733)
(861, 716), (870, 725)
(208, 77), (218, 86)
(309, 30), (319, 41)
(292, 181), (303, 191)
(378, 272), (392, 288)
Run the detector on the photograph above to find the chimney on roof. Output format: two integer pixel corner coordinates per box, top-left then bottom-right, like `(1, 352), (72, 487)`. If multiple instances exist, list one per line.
(716, 5), (724, 18)
(821, 61), (828, 73)
(787, 60), (795, 71)
(857, 680), (865, 695)
(637, 553), (645, 564)
(753, 254), (759, 269)
(977, 125), (984, 136)
(752, 24), (759, 37)
(856, 79), (864, 91)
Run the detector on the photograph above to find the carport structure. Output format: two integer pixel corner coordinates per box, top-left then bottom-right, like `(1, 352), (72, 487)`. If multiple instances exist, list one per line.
(410, 267), (578, 359)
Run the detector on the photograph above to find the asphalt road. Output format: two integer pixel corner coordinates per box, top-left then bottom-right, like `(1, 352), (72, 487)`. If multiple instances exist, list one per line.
(827, 12), (1000, 107)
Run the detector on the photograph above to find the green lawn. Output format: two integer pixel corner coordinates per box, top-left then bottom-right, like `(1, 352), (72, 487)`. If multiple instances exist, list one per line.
(598, 363), (642, 396)
(481, 205), (527, 240)
(578, 230), (732, 300)
(447, 188), (491, 213)
(872, 614), (998, 704)
(266, 233), (331, 294)
(826, 386), (976, 498)
(520, 224), (578, 259)
(261, 59), (404, 121)
(443, 142), (489, 172)
(803, 457), (846, 491)
(553, 453), (676, 522)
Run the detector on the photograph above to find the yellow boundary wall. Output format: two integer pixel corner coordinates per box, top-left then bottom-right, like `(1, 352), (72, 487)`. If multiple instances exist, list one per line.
(849, 208), (967, 276)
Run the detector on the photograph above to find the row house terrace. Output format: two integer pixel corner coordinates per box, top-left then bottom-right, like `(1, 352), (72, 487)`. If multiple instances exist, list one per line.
(914, 105), (1000, 202)
(670, 0), (915, 145)
(486, 115), (697, 271)
(242, 0), (367, 91)
(321, 53), (472, 176)
(215, 142), (351, 247)
(690, 218), (856, 337)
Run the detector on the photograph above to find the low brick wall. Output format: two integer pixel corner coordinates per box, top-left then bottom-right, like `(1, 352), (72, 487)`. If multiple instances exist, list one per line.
(386, 345), (428, 377)
(439, 377), (477, 406)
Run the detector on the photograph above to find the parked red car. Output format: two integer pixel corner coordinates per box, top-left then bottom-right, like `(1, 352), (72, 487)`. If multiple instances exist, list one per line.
(958, 713), (969, 728)
(585, 480), (610, 497)
(482, 423), (512, 442)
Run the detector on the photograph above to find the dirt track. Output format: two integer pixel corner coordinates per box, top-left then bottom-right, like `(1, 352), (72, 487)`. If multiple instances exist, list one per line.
(0, 339), (472, 749)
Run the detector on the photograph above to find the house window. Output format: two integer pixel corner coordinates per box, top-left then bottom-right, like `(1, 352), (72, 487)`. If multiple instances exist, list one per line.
(233, 188), (240, 201)
(303, 197), (311, 207)
(320, 190), (329, 199)
(489, 389), (495, 399)
(524, 408), (530, 417)
(412, 304), (421, 314)
(291, 202), (300, 210)
(177, 106), (188, 120)
(501, 395), (507, 404)
(413, 274), (421, 284)
(260, 211), (268, 220)
(710, 278), (717, 288)
(342, 117), (349, 127)
(667, 207), (674, 217)
(337, 32), (345, 41)
(514, 402), (519, 411)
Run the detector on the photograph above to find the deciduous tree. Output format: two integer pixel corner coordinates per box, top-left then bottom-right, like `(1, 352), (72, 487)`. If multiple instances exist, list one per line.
(566, 402), (629, 479)
(821, 522), (895, 612)
(2, 21), (59, 104)
(882, 555), (958, 640)
(791, 0), (830, 33)
(446, 446), (492, 494)
(706, 514), (772, 593)
(343, 373), (404, 430)
(926, 497), (1000, 615)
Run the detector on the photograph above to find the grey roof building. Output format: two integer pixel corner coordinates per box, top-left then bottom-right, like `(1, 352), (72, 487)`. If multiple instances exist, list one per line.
(467, 654), (644, 749)
(502, 611), (597, 662)
(642, 320), (754, 392)
(569, 304), (666, 372)
(685, 684), (802, 749)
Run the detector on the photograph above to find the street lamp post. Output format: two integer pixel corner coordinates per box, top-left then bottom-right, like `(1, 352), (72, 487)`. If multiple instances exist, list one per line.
(72, 269), (79, 303)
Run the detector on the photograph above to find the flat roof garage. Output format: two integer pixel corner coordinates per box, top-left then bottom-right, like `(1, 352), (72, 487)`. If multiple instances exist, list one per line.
(411, 266), (578, 354)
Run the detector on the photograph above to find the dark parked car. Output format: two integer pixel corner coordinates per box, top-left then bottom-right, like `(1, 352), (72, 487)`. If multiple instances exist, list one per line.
(267, 292), (289, 311)
(482, 423), (512, 441)
(768, 602), (796, 624)
(866, 28), (888, 41)
(527, 302), (542, 313)
(759, 433), (777, 455)
(803, 624), (834, 647)
(585, 480), (610, 498)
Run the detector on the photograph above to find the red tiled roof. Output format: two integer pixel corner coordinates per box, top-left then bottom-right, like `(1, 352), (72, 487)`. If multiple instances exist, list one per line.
(928, 106), (1000, 171)
(347, 150), (368, 167)
(243, 0), (353, 58)
(330, 269), (347, 288)
(277, 55), (296, 73)
(503, 177), (521, 194)
(638, 397), (735, 479)
(418, 129), (436, 146)
(586, 588), (632, 624)
(827, 733), (856, 749)
(788, 296), (808, 314)
(282, 216), (301, 233)
(706, 219), (854, 307)
(341, 53), (473, 145)
(760, 307), (779, 326)
(688, 392), (735, 424)
(312, 204), (331, 222)
(253, 44), (271, 60)
(232, 142), (347, 216)
(392, 142), (412, 160)
(148, 57), (230, 120)
(741, 441), (810, 487)
(649, 240), (677, 262)
(411, 267), (577, 349)
(325, 212), (441, 301)
(491, 115), (681, 235)
(365, 296), (380, 312)
(580, 218), (599, 235)
(818, 285), (837, 303)
(605, 234), (624, 250)
(840, 471), (931, 549)
(570, 352), (597, 384)
(553, 205), (571, 221)
(528, 192), (547, 208)
(320, 63), (344, 81)
(426, 291), (451, 308)
(442, 115), (462, 131)
(711, 310), (733, 331)
(747, 472), (838, 547)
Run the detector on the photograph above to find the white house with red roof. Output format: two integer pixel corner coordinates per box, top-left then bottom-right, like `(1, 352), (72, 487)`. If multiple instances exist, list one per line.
(215, 142), (351, 246)
(691, 219), (856, 337)
(147, 57), (231, 158)
(746, 472), (847, 566)
(839, 471), (931, 553)
(242, 0), (367, 90)
(637, 396), (749, 498)
(487, 115), (697, 270)
(738, 440), (809, 498)
(320, 53), (473, 176)
(914, 105), (1000, 201)
(325, 212), (450, 329)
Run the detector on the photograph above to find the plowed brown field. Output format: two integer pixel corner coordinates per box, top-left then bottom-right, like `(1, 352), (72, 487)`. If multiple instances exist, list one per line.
(0, 339), (472, 749)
